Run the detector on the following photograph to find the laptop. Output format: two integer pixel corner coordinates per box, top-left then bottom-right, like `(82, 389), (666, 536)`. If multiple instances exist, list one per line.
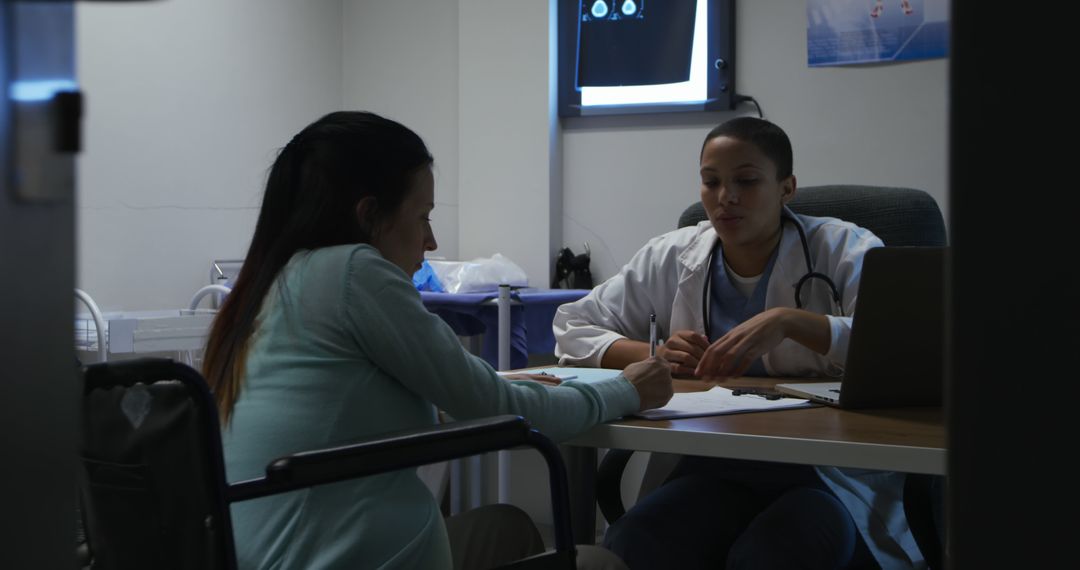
(776, 247), (946, 409)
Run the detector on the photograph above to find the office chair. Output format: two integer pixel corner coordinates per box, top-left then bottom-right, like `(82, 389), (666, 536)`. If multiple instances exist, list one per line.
(78, 358), (576, 570)
(677, 184), (947, 246)
(601, 184), (947, 569)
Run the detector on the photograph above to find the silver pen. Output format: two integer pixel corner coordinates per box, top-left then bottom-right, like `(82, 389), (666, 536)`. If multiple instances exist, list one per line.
(649, 312), (657, 357)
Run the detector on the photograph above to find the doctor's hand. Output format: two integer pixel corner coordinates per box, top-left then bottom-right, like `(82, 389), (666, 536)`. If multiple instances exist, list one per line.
(621, 357), (674, 411)
(656, 330), (711, 377)
(695, 308), (792, 381)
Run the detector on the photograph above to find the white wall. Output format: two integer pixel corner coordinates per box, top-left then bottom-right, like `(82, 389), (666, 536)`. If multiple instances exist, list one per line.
(342, 0), (948, 285)
(458, 0), (561, 285)
(76, 0), (343, 311)
(341, 0), (461, 262)
(77, 0), (947, 309)
(341, 0), (563, 284)
(563, 0), (949, 282)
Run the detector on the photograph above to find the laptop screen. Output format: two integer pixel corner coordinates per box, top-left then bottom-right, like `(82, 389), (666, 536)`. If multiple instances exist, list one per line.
(838, 246), (946, 408)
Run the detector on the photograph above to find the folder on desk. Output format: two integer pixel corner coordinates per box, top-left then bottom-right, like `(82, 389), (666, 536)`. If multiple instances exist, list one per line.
(508, 368), (815, 420)
(633, 386), (815, 420)
(508, 367), (621, 383)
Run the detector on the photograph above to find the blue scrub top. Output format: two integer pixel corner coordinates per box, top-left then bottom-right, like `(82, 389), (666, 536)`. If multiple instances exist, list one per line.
(708, 244), (780, 376)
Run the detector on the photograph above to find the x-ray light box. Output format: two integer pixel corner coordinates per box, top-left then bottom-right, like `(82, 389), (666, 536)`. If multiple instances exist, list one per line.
(558, 0), (735, 116)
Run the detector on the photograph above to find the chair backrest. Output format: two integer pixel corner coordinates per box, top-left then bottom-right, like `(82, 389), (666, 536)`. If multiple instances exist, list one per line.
(677, 185), (947, 247)
(80, 359), (236, 570)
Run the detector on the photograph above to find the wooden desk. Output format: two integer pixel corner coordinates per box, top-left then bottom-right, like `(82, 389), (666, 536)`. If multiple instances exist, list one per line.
(562, 378), (946, 544)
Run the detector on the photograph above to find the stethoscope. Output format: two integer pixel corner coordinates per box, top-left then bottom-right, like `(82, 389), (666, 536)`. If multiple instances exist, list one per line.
(701, 212), (844, 337)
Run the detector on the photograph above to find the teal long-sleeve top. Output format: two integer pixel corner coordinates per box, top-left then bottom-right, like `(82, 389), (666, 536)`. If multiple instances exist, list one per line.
(222, 244), (640, 569)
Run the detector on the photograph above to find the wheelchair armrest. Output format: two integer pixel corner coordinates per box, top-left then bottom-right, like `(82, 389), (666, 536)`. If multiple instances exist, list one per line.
(230, 415), (531, 499)
(228, 414), (577, 554)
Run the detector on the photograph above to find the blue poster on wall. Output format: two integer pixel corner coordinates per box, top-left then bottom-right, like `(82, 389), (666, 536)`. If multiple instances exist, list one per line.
(807, 0), (949, 66)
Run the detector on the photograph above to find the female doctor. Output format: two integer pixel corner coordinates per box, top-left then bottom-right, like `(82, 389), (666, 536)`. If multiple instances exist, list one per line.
(554, 117), (925, 569)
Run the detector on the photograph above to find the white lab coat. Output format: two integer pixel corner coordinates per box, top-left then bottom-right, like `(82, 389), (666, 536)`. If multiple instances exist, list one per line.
(554, 209), (881, 374)
(553, 211), (927, 569)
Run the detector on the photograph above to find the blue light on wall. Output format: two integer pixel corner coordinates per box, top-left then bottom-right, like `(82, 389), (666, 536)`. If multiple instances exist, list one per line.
(10, 79), (78, 102)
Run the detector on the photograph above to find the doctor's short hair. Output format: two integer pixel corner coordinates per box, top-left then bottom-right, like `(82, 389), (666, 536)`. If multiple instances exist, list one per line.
(701, 117), (794, 181)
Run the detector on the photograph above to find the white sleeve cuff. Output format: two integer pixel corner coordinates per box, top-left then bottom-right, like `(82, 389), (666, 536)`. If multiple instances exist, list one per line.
(825, 315), (851, 371)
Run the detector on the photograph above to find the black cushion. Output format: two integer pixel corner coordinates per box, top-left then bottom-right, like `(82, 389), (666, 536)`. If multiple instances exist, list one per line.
(81, 379), (226, 570)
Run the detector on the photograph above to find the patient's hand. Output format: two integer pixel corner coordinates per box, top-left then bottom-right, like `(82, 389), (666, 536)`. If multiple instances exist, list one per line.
(622, 357), (674, 411)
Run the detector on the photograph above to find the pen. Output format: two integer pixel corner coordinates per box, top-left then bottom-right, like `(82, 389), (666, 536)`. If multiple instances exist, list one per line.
(649, 312), (657, 358)
(538, 371), (578, 381)
(732, 388), (787, 400)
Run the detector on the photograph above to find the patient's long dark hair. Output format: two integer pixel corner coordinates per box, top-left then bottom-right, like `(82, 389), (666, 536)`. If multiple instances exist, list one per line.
(203, 111), (433, 424)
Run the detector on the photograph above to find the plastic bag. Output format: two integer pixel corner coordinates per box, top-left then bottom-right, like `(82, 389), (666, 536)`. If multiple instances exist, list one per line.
(427, 254), (529, 294)
(412, 260), (445, 292)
